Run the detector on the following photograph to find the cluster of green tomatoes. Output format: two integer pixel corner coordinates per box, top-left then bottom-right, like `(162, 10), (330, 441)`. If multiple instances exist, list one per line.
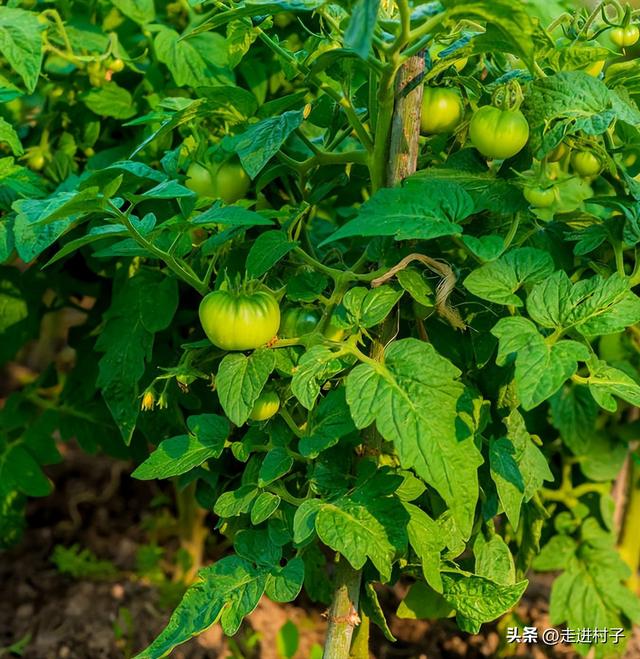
(420, 82), (604, 209)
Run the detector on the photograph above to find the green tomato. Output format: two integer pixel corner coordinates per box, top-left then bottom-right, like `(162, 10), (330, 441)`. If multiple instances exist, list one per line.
(186, 163), (216, 197)
(27, 150), (46, 170)
(199, 290), (280, 351)
(420, 87), (463, 135)
(469, 106), (529, 159)
(547, 142), (568, 162)
(214, 161), (251, 204)
(571, 151), (602, 177)
(524, 185), (557, 208)
(110, 58), (125, 72)
(279, 308), (321, 338)
(611, 25), (640, 48)
(249, 390), (280, 421)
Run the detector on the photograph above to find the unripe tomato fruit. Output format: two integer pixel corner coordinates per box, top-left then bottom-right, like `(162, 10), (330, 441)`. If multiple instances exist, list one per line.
(249, 390), (280, 421)
(611, 25), (640, 48)
(110, 58), (125, 72)
(469, 106), (529, 159)
(279, 308), (320, 338)
(215, 161), (251, 204)
(420, 87), (463, 135)
(547, 142), (568, 162)
(186, 161), (250, 203)
(524, 185), (557, 208)
(199, 290), (280, 351)
(27, 153), (45, 170)
(571, 151), (602, 177)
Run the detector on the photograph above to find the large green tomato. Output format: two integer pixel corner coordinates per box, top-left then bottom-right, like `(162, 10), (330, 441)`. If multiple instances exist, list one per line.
(420, 87), (463, 135)
(186, 161), (250, 203)
(571, 151), (602, 177)
(469, 106), (529, 159)
(249, 390), (280, 421)
(611, 25), (640, 48)
(279, 308), (321, 338)
(199, 290), (280, 351)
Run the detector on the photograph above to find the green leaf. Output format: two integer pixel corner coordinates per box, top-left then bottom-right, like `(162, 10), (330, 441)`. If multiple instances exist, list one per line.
(527, 272), (640, 337)
(0, 117), (22, 156)
(315, 498), (398, 582)
(214, 485), (259, 517)
(258, 447), (293, 486)
(474, 534), (516, 585)
(532, 535), (577, 572)
(265, 557), (305, 602)
(586, 360), (640, 411)
(441, 573), (528, 634)
(0, 7), (43, 93)
(132, 426), (227, 480)
(112, 0), (155, 23)
(216, 349), (276, 426)
(192, 204), (273, 227)
(231, 110), (305, 178)
(463, 248), (554, 306)
(346, 339), (482, 538)
(489, 437), (524, 530)
(155, 27), (231, 88)
(134, 556), (267, 657)
(396, 580), (454, 620)
(291, 346), (345, 410)
(492, 317), (590, 409)
(404, 502), (445, 592)
(96, 270), (178, 443)
(82, 83), (137, 119)
(343, 286), (403, 328)
(0, 444), (51, 497)
(344, 0), (380, 59)
(250, 491), (281, 525)
(293, 498), (323, 544)
(246, 231), (298, 278)
(226, 19), (260, 68)
(0, 276), (27, 334)
(550, 384), (599, 455)
(361, 581), (396, 642)
(321, 179), (472, 245)
(396, 269), (434, 307)
(299, 388), (356, 458)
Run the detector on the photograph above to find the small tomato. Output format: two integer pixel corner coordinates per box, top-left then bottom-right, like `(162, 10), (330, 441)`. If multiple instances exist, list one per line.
(524, 185), (557, 208)
(571, 151), (602, 177)
(249, 390), (280, 421)
(420, 87), (463, 135)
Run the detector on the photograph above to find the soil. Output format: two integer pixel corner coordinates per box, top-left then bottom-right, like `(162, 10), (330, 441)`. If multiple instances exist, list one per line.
(1, 446), (638, 659)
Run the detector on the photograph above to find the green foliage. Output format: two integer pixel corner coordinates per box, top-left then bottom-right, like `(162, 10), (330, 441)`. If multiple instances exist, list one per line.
(1, 0), (640, 657)
(51, 544), (118, 581)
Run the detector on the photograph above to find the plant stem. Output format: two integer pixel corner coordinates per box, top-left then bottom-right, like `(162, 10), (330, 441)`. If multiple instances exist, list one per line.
(618, 460), (640, 592)
(174, 480), (208, 584)
(322, 557), (363, 659)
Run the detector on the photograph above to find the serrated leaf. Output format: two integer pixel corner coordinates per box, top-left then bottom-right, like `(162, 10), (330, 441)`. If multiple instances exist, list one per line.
(489, 437), (524, 530)
(246, 231), (298, 278)
(265, 557), (304, 602)
(346, 339), (482, 537)
(216, 349), (276, 425)
(291, 346), (345, 410)
(0, 7), (43, 93)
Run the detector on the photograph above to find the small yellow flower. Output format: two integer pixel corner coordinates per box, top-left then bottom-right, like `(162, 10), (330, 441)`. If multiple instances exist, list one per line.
(141, 390), (155, 411)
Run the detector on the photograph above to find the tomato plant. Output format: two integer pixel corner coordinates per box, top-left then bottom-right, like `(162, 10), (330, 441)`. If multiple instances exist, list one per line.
(611, 25), (640, 48)
(1, 0), (640, 658)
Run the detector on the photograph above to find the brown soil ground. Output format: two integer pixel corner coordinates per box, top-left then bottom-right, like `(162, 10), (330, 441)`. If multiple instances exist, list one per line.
(1, 446), (638, 659)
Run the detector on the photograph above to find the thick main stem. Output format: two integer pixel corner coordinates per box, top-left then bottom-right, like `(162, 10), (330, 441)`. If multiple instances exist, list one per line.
(618, 459), (640, 593)
(322, 558), (363, 659)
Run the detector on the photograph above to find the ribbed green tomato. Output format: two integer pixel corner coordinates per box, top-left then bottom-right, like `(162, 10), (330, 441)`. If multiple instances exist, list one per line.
(420, 87), (463, 135)
(199, 290), (280, 351)
(571, 151), (602, 177)
(524, 185), (557, 208)
(279, 308), (321, 338)
(469, 106), (529, 159)
(249, 390), (280, 421)
(611, 25), (640, 48)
